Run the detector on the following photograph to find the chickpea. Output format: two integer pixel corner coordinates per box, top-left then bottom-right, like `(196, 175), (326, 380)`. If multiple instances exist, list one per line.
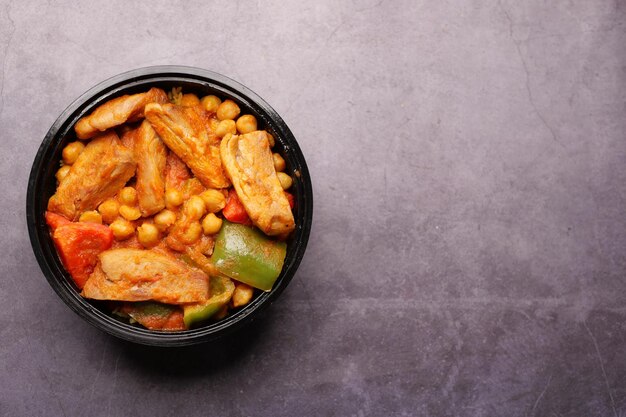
(236, 114), (257, 134)
(208, 117), (220, 133)
(137, 223), (159, 247)
(119, 205), (141, 221)
(199, 189), (226, 213)
(98, 199), (119, 224)
(276, 172), (293, 190)
(185, 196), (206, 220)
(153, 209), (176, 231)
(56, 165), (71, 183)
(232, 283), (254, 308)
(180, 221), (203, 244)
(165, 189), (184, 209)
(272, 153), (286, 172)
(200, 95), (222, 113)
(78, 210), (102, 224)
(62, 142), (85, 165)
(180, 93), (200, 107)
(109, 218), (135, 240)
(119, 187), (137, 206)
(215, 120), (236, 138)
(216, 99), (240, 121)
(202, 213), (223, 235)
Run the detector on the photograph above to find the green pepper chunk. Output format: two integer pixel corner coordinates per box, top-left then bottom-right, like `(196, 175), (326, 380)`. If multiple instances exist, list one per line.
(183, 275), (235, 328)
(211, 221), (287, 291)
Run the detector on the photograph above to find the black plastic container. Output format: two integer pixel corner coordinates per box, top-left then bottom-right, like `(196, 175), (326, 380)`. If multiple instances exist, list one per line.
(27, 66), (313, 347)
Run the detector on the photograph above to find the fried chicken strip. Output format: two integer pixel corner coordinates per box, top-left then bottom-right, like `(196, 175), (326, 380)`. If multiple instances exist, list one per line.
(135, 120), (167, 217)
(220, 131), (295, 236)
(48, 131), (136, 220)
(82, 248), (209, 304)
(144, 103), (230, 189)
(74, 87), (168, 140)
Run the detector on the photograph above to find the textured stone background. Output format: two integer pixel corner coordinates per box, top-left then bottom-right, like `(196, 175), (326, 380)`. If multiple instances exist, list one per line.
(1, 1), (626, 416)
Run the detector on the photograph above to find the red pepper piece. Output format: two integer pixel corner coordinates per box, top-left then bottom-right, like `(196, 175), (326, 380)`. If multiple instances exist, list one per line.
(222, 189), (250, 224)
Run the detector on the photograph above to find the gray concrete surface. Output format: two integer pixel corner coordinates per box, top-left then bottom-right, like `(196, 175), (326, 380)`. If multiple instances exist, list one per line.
(1, 0), (626, 416)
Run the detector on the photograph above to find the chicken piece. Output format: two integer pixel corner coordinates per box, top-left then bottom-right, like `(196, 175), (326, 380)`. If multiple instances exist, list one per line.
(119, 126), (138, 149)
(48, 132), (136, 221)
(134, 120), (167, 217)
(144, 103), (230, 189)
(75, 87), (168, 140)
(81, 248), (209, 304)
(220, 131), (295, 236)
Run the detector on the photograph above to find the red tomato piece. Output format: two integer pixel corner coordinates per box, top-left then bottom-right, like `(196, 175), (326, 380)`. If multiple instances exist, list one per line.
(45, 211), (70, 231)
(222, 189), (250, 224)
(52, 222), (113, 289)
(284, 192), (295, 209)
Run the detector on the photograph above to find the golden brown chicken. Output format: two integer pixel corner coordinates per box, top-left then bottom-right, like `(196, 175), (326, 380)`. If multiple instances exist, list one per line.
(144, 103), (230, 189)
(81, 248), (209, 304)
(48, 131), (136, 220)
(134, 120), (167, 217)
(74, 87), (168, 140)
(220, 131), (295, 236)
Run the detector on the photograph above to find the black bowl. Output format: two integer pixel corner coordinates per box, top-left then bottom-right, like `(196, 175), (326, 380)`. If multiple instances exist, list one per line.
(26, 66), (313, 347)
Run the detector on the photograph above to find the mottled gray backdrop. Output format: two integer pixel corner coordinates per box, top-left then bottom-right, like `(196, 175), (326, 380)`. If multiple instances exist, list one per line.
(1, 0), (626, 416)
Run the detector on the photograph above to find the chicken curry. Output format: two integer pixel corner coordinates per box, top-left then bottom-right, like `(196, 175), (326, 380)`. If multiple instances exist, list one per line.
(45, 87), (295, 331)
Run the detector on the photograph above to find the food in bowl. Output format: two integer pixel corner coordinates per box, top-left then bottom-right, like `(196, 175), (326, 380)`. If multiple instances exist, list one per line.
(44, 86), (297, 331)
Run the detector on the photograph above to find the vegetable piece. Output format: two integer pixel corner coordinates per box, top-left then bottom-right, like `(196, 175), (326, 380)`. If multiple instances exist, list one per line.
(183, 275), (235, 328)
(98, 199), (120, 224)
(199, 189), (226, 213)
(200, 95), (221, 113)
(180, 93), (200, 107)
(202, 213), (222, 235)
(272, 153), (286, 172)
(109, 218), (135, 240)
(236, 115), (257, 134)
(119, 302), (185, 331)
(211, 221), (286, 291)
(79, 210), (102, 224)
(51, 222), (114, 289)
(215, 120), (236, 138)
(137, 223), (159, 247)
(216, 99), (241, 121)
(62, 142), (85, 165)
(45, 211), (70, 231)
(119, 205), (141, 221)
(81, 248), (209, 304)
(276, 172), (293, 190)
(165, 189), (184, 209)
(153, 209), (176, 231)
(231, 282), (254, 308)
(56, 165), (71, 183)
(222, 189), (250, 224)
(119, 187), (137, 205)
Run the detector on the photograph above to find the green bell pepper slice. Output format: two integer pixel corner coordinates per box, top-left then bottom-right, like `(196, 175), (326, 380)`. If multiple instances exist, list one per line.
(183, 275), (235, 328)
(211, 221), (287, 291)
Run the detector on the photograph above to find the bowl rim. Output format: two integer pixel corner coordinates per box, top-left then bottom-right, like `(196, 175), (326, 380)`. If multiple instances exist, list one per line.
(26, 65), (313, 347)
